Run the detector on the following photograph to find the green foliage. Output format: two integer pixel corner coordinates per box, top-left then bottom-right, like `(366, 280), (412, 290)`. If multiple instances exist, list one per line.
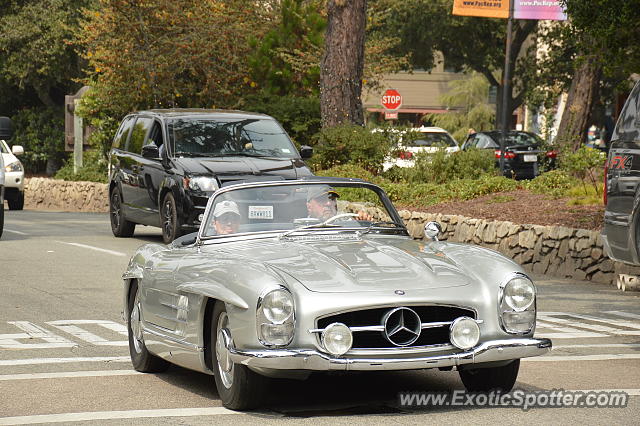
(241, 92), (321, 146)
(0, 0), (88, 108)
(9, 107), (66, 174)
(559, 146), (606, 196)
(425, 73), (495, 142)
(248, 0), (325, 96)
(77, 0), (270, 120)
(310, 125), (392, 174)
(565, 183), (604, 206)
(396, 149), (497, 185)
(485, 194), (516, 204)
(54, 150), (108, 183)
(315, 164), (377, 182)
(524, 169), (575, 198)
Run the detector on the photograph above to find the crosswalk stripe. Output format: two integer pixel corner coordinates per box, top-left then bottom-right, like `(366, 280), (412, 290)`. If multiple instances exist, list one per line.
(0, 370), (141, 381)
(0, 356), (130, 366)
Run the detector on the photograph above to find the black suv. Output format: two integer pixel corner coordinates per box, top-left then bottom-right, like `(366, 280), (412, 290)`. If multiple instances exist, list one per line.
(108, 109), (313, 243)
(602, 80), (640, 264)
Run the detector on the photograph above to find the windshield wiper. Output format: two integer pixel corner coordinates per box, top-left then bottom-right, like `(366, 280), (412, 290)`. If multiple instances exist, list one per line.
(174, 152), (223, 158)
(279, 213), (359, 240)
(361, 221), (406, 235)
(223, 151), (281, 158)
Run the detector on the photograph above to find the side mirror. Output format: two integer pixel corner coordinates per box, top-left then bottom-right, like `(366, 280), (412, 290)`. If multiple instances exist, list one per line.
(424, 221), (442, 241)
(299, 145), (313, 159)
(11, 145), (24, 156)
(142, 144), (160, 159)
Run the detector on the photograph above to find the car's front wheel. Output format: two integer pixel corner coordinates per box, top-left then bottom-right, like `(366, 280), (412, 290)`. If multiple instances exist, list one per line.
(7, 191), (23, 210)
(127, 281), (169, 373)
(211, 301), (267, 410)
(459, 359), (520, 392)
(110, 189), (136, 237)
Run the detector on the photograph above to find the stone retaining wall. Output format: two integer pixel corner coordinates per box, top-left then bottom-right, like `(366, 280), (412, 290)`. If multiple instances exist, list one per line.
(25, 178), (109, 213)
(397, 210), (640, 287)
(23, 178), (640, 286)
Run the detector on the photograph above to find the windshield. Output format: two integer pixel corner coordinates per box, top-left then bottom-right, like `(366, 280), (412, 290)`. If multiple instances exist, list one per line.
(167, 118), (298, 158)
(201, 182), (401, 238)
(487, 132), (541, 146)
(409, 132), (457, 148)
(0, 140), (8, 153)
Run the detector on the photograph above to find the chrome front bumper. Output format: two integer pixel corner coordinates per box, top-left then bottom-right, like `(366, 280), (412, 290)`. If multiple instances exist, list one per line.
(224, 331), (552, 372)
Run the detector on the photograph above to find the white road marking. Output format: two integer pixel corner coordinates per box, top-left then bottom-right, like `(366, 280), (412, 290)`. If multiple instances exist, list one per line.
(54, 241), (127, 257)
(0, 356), (130, 366)
(538, 314), (622, 333)
(0, 370), (141, 381)
(606, 311), (640, 320)
(524, 354), (640, 362)
(554, 343), (640, 349)
(47, 320), (128, 346)
(4, 229), (28, 235)
(0, 322), (76, 349)
(0, 407), (242, 425)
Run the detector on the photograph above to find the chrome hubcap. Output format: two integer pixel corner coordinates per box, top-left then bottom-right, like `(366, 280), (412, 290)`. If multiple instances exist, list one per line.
(215, 312), (234, 389)
(130, 292), (144, 354)
(111, 193), (121, 228)
(163, 200), (173, 238)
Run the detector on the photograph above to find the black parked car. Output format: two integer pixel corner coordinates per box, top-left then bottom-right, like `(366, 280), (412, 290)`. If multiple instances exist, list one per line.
(602, 80), (640, 265)
(109, 109), (313, 243)
(461, 131), (556, 179)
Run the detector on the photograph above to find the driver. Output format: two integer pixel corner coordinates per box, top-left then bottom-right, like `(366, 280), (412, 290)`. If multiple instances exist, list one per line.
(212, 200), (241, 235)
(306, 186), (373, 222)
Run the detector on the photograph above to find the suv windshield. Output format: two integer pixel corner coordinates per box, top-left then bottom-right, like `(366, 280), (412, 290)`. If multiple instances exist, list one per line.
(168, 118), (297, 158)
(201, 182), (401, 238)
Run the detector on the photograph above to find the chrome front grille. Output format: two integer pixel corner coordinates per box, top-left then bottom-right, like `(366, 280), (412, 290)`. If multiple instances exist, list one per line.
(316, 305), (476, 349)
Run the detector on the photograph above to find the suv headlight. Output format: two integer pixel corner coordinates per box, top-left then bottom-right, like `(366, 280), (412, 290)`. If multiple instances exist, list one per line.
(499, 273), (536, 334)
(184, 176), (219, 192)
(257, 288), (295, 347)
(5, 161), (22, 173)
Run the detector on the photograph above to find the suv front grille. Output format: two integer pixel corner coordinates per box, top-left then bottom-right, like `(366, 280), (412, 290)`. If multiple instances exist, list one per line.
(316, 305), (476, 349)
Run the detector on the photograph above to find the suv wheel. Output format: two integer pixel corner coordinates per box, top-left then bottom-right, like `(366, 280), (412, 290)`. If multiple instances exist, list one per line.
(7, 191), (24, 210)
(161, 192), (182, 243)
(110, 189), (136, 237)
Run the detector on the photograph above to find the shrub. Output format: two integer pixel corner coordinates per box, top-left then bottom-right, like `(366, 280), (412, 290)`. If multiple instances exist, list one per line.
(525, 169), (575, 198)
(399, 148), (497, 184)
(9, 107), (66, 175)
(311, 124), (392, 174)
(54, 150), (108, 183)
(559, 146), (606, 196)
(315, 164), (377, 182)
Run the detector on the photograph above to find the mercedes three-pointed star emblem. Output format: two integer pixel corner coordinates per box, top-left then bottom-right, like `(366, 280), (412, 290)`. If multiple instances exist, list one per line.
(382, 307), (422, 346)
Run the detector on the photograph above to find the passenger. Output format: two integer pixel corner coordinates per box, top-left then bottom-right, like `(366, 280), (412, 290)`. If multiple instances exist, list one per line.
(212, 200), (241, 235)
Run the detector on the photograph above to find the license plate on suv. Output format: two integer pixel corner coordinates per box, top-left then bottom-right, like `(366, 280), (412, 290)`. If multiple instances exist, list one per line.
(523, 154), (537, 162)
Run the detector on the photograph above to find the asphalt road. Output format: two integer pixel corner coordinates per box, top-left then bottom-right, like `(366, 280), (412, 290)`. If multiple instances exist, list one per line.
(1, 210), (639, 424)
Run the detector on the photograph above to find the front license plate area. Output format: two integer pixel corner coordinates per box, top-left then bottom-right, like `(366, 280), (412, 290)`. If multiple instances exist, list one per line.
(523, 154), (537, 162)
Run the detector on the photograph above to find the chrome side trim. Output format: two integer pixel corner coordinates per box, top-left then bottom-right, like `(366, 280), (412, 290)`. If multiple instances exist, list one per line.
(144, 326), (203, 352)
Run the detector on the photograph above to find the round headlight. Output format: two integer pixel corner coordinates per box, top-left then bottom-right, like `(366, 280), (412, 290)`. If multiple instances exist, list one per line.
(504, 277), (535, 311)
(450, 317), (480, 350)
(261, 289), (294, 324)
(322, 322), (353, 356)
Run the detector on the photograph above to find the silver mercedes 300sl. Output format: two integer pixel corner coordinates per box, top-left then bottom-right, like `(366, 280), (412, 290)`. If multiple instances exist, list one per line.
(122, 178), (551, 410)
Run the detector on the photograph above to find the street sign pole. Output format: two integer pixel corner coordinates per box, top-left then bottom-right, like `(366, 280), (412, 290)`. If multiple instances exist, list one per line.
(500, 0), (514, 176)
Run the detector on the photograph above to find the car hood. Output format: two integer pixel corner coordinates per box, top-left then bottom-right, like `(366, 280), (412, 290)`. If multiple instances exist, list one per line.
(173, 156), (309, 179)
(1, 152), (19, 166)
(220, 237), (471, 293)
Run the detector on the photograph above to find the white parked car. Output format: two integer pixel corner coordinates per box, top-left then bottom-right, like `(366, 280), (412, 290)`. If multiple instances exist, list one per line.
(1, 139), (25, 210)
(381, 126), (459, 171)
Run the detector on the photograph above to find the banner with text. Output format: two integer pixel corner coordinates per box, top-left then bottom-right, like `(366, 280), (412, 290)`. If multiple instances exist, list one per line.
(514, 0), (567, 20)
(452, 0), (509, 19)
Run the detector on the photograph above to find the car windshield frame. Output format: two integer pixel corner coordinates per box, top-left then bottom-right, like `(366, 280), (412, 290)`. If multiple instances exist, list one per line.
(196, 180), (408, 244)
(166, 117), (299, 159)
(408, 132), (457, 148)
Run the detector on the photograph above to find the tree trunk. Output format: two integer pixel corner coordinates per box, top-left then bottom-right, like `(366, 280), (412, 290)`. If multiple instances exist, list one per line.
(320, 0), (367, 128)
(555, 57), (601, 151)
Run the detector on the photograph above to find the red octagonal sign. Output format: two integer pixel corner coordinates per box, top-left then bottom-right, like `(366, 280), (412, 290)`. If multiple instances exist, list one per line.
(381, 89), (402, 110)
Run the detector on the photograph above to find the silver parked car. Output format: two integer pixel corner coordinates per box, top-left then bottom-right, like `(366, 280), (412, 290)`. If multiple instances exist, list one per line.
(122, 178), (551, 410)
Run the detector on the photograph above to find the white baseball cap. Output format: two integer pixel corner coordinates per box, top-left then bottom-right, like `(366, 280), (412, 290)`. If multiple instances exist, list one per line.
(213, 200), (240, 218)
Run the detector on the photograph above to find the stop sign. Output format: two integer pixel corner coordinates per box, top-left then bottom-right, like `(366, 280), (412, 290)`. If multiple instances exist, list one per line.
(381, 89), (402, 110)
